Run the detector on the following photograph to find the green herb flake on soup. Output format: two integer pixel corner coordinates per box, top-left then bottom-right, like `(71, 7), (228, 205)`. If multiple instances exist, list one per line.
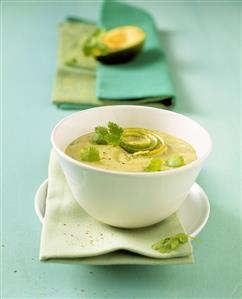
(65, 122), (197, 172)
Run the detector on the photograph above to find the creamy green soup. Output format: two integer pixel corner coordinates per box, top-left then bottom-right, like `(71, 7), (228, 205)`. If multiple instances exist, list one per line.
(65, 122), (197, 173)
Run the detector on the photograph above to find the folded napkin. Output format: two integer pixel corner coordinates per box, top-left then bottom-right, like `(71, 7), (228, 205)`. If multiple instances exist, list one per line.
(39, 151), (193, 265)
(97, 0), (175, 105)
(52, 1), (175, 110)
(52, 19), (100, 110)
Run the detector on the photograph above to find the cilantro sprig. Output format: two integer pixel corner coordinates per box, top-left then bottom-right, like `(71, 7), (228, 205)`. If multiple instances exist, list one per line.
(83, 29), (109, 57)
(91, 122), (124, 146)
(81, 147), (100, 162)
(152, 233), (197, 254)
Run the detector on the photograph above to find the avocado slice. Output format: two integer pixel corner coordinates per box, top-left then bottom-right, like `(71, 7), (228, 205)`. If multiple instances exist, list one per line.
(83, 26), (146, 64)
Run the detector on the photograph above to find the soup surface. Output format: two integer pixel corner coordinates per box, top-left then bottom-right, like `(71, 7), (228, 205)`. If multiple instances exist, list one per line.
(65, 123), (197, 173)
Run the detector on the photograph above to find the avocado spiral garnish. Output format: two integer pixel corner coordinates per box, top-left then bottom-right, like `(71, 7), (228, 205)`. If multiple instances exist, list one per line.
(120, 128), (167, 156)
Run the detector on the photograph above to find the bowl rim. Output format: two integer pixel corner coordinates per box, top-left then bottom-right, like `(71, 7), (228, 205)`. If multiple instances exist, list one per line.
(51, 105), (212, 177)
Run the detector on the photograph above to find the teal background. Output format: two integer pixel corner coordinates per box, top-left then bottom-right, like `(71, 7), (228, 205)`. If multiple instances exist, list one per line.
(1, 1), (241, 298)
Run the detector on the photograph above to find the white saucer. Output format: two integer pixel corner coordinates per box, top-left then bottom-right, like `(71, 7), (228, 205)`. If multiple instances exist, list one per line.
(35, 179), (210, 237)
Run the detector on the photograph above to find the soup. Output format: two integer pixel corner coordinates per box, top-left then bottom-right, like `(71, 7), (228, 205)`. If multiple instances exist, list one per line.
(65, 122), (197, 172)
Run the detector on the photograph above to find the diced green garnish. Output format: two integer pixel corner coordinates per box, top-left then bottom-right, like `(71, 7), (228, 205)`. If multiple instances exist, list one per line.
(166, 154), (185, 168)
(91, 122), (123, 146)
(144, 158), (164, 172)
(81, 147), (100, 162)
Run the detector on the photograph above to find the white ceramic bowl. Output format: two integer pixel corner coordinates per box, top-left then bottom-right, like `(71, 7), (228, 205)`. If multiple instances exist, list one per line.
(51, 105), (212, 228)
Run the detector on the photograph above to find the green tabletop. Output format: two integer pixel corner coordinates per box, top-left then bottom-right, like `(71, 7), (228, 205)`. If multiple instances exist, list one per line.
(2, 1), (241, 298)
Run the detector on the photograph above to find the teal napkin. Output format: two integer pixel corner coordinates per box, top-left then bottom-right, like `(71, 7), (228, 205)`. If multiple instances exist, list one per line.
(52, 2), (175, 110)
(39, 151), (193, 265)
(52, 18), (172, 110)
(97, 0), (175, 104)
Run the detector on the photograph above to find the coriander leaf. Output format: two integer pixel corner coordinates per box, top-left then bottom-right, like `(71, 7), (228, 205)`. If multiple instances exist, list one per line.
(91, 122), (123, 146)
(152, 233), (191, 254)
(91, 133), (108, 145)
(65, 57), (77, 67)
(166, 154), (185, 168)
(91, 126), (109, 145)
(108, 121), (123, 137)
(144, 158), (164, 172)
(83, 29), (101, 56)
(95, 126), (109, 136)
(92, 28), (102, 37)
(81, 147), (100, 162)
(157, 246), (171, 254)
(82, 29), (109, 57)
(105, 122), (124, 146)
(83, 38), (93, 56)
(171, 238), (179, 249)
(176, 233), (189, 244)
(95, 43), (109, 55)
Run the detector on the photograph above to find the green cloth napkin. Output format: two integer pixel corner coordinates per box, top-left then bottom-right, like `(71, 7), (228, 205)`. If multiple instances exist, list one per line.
(52, 19), (100, 110)
(39, 151), (193, 265)
(97, 0), (175, 104)
(52, 3), (175, 110)
(52, 19), (170, 109)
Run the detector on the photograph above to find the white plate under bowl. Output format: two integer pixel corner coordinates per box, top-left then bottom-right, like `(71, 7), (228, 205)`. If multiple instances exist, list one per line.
(35, 180), (210, 237)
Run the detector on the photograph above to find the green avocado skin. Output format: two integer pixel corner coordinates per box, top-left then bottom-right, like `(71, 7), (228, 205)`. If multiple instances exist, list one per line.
(96, 41), (144, 64)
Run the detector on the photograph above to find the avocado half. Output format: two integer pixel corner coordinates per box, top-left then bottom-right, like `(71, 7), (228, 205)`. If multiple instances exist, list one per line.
(83, 26), (146, 64)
